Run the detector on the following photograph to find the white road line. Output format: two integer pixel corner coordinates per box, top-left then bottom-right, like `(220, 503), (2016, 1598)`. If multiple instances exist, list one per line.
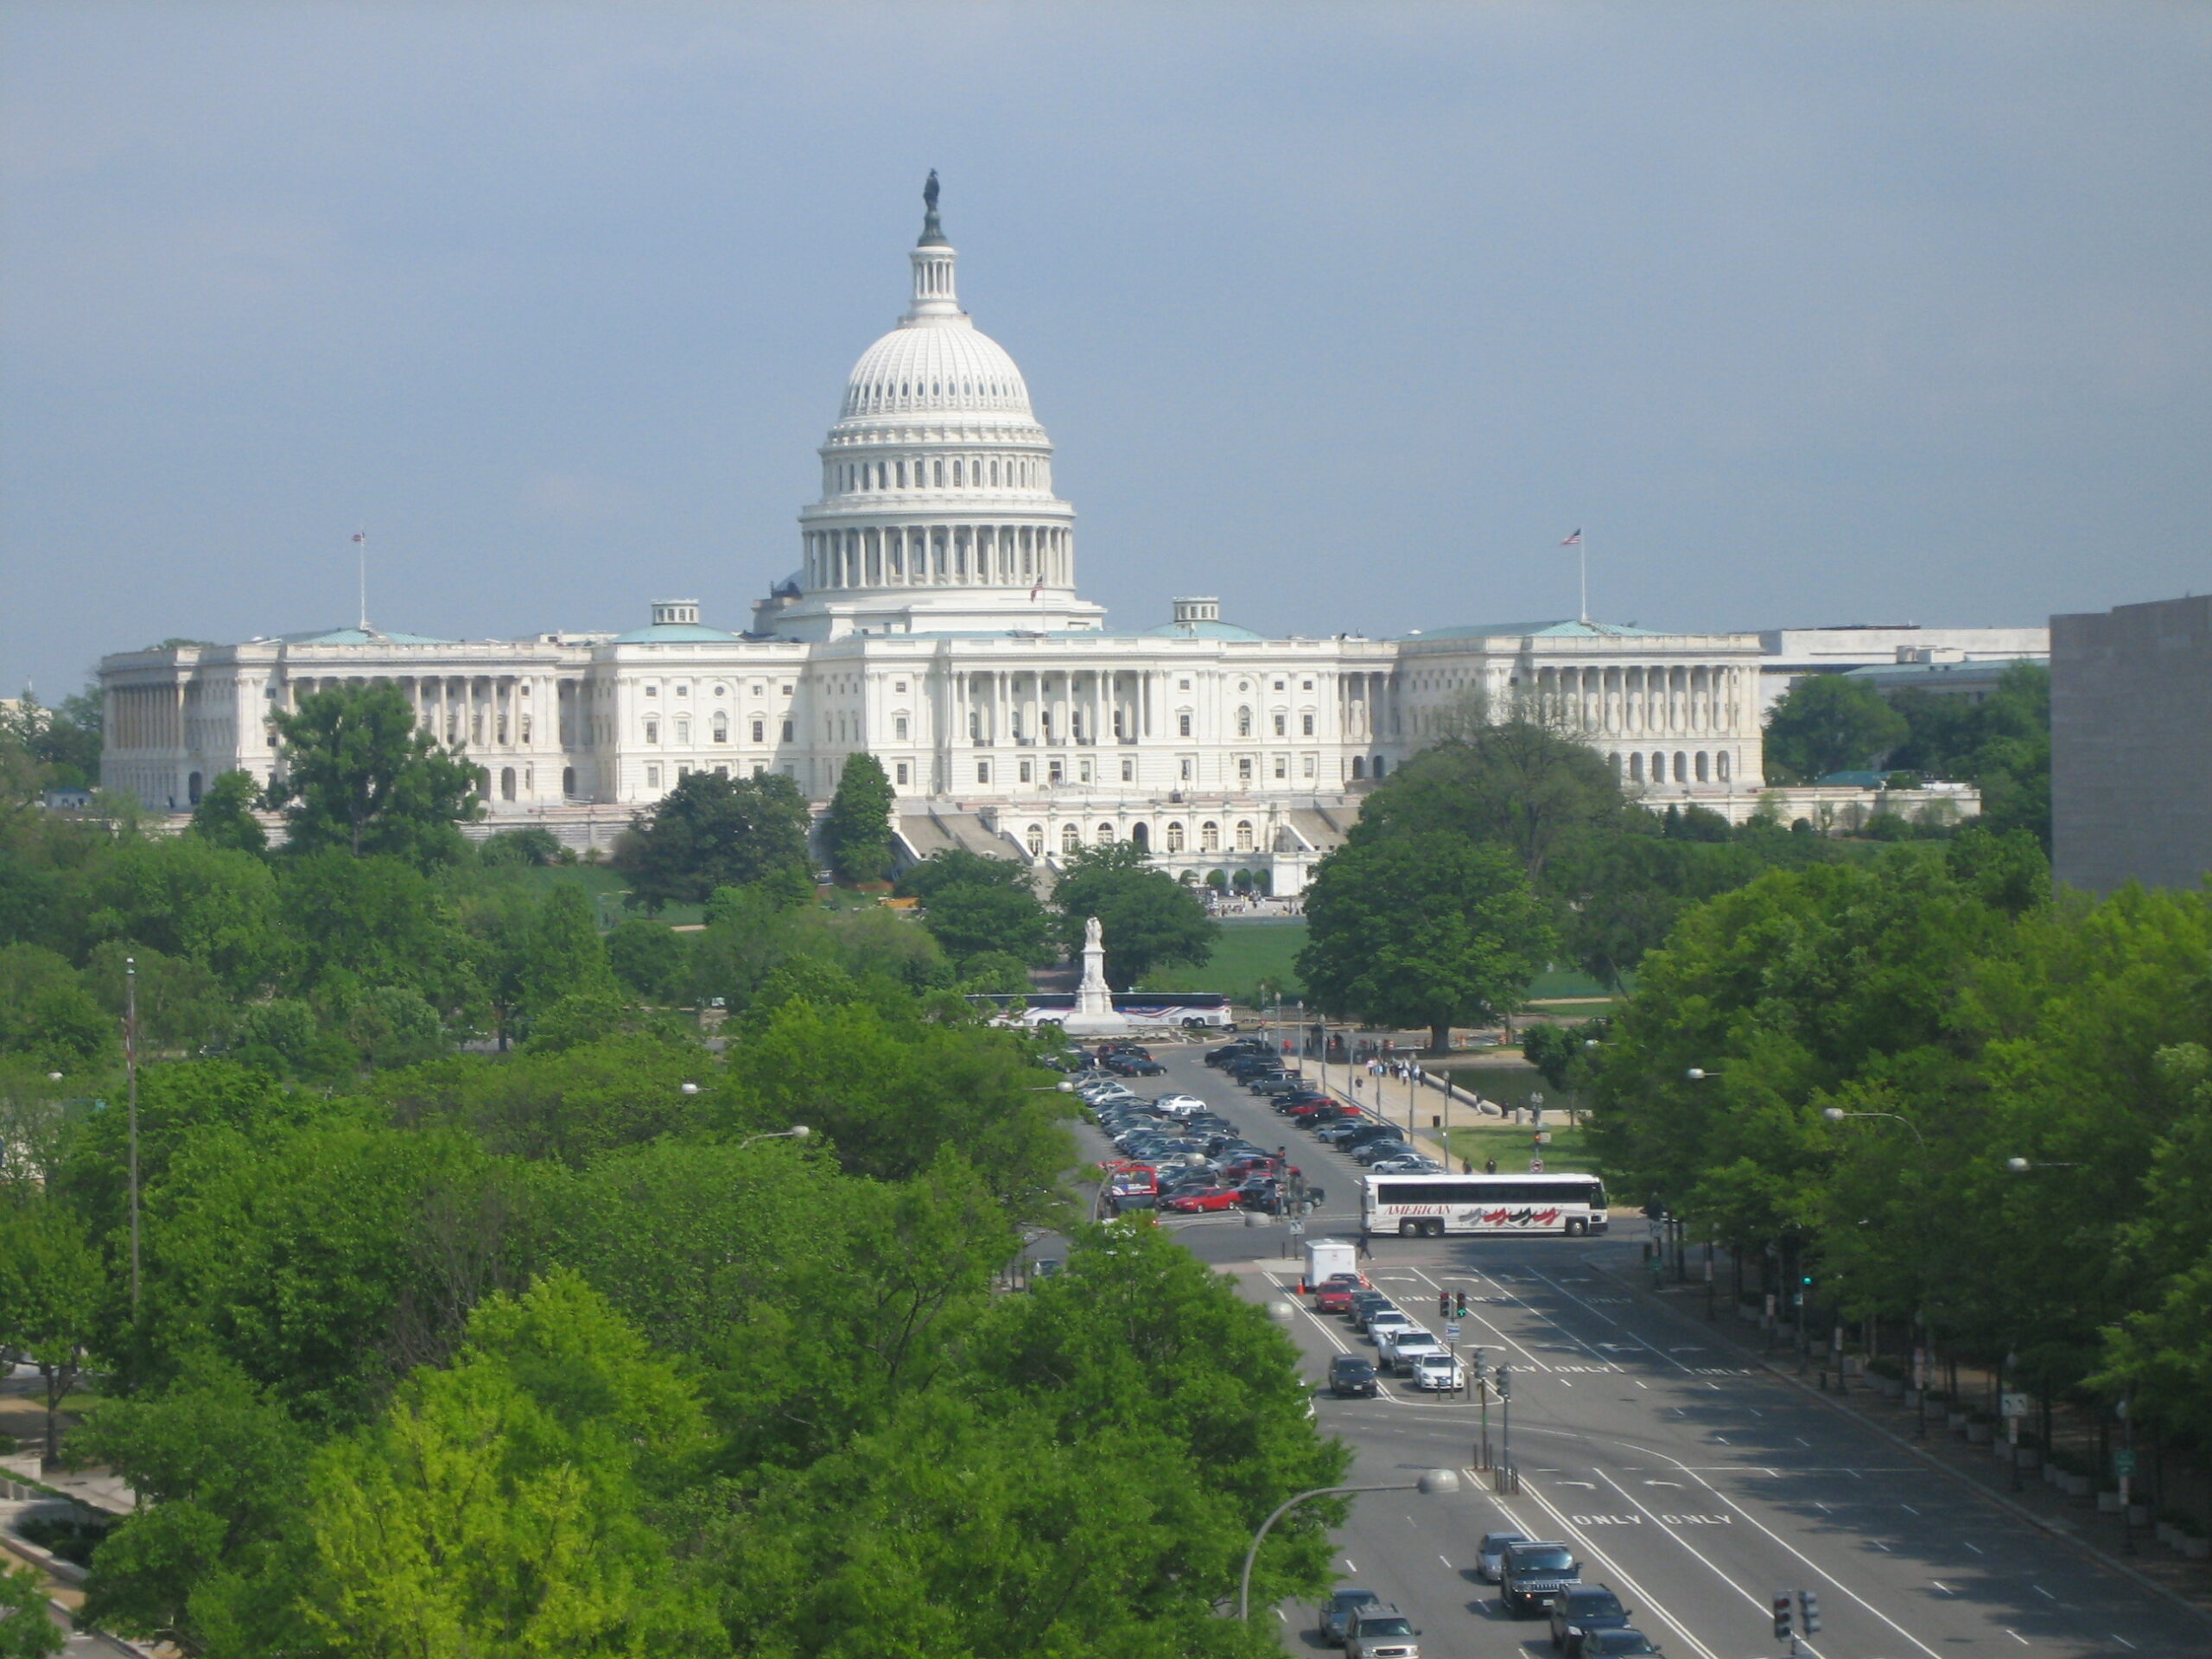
(2112, 1634), (2137, 1649)
(1932, 1580), (1953, 1595)
(1508, 1473), (1723, 1659)
(1526, 1264), (1700, 1374)
(2006, 1630), (2030, 1646)
(1902, 1503), (1920, 1515)
(2034, 1585), (2055, 1599)
(1651, 1454), (1948, 1659)
(1964, 1541), (1984, 1554)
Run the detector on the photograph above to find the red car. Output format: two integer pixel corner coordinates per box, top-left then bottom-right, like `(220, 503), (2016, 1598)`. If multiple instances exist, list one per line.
(1313, 1283), (1355, 1313)
(1161, 1185), (1242, 1213)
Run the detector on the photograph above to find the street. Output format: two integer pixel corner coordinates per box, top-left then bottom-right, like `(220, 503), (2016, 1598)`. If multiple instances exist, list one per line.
(1091, 1041), (2209, 1659)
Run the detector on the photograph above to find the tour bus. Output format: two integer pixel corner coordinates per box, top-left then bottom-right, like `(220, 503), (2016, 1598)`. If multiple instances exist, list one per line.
(971, 991), (1236, 1030)
(1363, 1172), (1610, 1239)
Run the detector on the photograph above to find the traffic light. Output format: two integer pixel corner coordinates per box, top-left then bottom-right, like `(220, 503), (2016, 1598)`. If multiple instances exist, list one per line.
(1497, 1364), (1512, 1398)
(1771, 1594), (1793, 1640)
(1797, 1591), (1821, 1635)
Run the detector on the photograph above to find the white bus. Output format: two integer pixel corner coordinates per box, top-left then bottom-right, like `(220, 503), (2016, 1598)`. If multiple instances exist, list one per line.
(1363, 1173), (1611, 1239)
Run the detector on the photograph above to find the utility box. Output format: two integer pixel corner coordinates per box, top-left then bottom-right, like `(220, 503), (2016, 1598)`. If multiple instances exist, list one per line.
(1304, 1237), (1358, 1288)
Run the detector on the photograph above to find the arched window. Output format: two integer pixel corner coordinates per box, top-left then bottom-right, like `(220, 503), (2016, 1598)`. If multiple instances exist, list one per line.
(1027, 824), (1045, 856)
(952, 459), (963, 486)
(1351, 756), (1364, 779)
(711, 714), (728, 743)
(1236, 707), (1253, 738)
(990, 458), (1001, 486)
(1166, 821), (1185, 852)
(1131, 823), (1148, 852)
(1610, 753), (1623, 779)
(1235, 820), (1255, 852)
(1629, 752), (1643, 783)
(1062, 823), (1082, 855)
(499, 766), (517, 801)
(933, 460), (944, 486)
(1201, 821), (1220, 852)
(1373, 756), (1388, 779)
(1674, 751), (1688, 782)
(1096, 821), (1114, 846)
(562, 766), (575, 797)
(1695, 751), (1710, 783)
(187, 771), (203, 804)
(1717, 751), (1732, 783)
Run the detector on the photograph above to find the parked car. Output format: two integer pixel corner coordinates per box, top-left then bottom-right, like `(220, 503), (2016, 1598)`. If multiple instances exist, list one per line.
(1313, 1281), (1357, 1315)
(1346, 1292), (1395, 1329)
(1409, 1352), (1465, 1392)
(1379, 1328), (1446, 1374)
(1327, 1354), (1382, 1398)
(1154, 1093), (1209, 1117)
(1320, 1587), (1382, 1644)
(1500, 1541), (1583, 1618)
(1354, 1140), (1416, 1166)
(1369, 1155), (1444, 1175)
(1477, 1531), (1529, 1582)
(1161, 1185), (1242, 1214)
(1364, 1309), (1418, 1346)
(1206, 1040), (1270, 1066)
(1549, 1586), (1632, 1656)
(1107, 1055), (1166, 1076)
(1344, 1604), (1421, 1659)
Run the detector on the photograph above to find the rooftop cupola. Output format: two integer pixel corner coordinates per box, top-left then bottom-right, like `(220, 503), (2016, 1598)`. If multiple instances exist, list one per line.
(905, 169), (964, 323)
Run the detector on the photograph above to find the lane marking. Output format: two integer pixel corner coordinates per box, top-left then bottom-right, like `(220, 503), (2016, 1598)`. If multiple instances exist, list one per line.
(2033, 1585), (2055, 1600)
(1932, 1580), (1953, 1596)
(1503, 1475), (1722, 1659)
(1902, 1503), (1920, 1516)
(2006, 1631), (2029, 1646)
(1963, 1541), (1984, 1554)
(2113, 1635), (2137, 1650)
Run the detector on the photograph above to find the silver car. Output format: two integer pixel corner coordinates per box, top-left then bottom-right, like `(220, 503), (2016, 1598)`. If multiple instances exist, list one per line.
(1477, 1530), (1529, 1582)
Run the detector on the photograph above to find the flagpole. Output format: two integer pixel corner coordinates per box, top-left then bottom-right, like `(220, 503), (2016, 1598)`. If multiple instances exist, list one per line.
(355, 531), (369, 632)
(1580, 532), (1589, 626)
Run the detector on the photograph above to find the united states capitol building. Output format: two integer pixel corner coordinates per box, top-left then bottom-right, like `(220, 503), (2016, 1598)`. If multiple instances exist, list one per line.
(100, 183), (1811, 893)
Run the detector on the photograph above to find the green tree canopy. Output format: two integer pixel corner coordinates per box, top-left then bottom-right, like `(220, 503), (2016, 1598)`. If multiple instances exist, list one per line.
(623, 771), (810, 912)
(1761, 672), (1910, 783)
(822, 753), (897, 884)
(0, 1193), (106, 1463)
(82, 836), (282, 995)
(186, 770), (269, 856)
(1297, 831), (1556, 1052)
(1050, 843), (1215, 989)
(265, 683), (482, 868)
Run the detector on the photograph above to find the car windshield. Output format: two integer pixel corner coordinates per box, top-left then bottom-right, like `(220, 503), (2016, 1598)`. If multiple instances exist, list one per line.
(1333, 1359), (1374, 1375)
(1481, 1533), (1524, 1552)
(1358, 1617), (1414, 1637)
(1332, 1591), (1379, 1609)
(1570, 1592), (1625, 1616)
(1513, 1547), (1575, 1571)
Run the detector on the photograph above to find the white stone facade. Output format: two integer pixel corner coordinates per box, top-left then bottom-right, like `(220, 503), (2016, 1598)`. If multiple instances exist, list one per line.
(98, 190), (1775, 891)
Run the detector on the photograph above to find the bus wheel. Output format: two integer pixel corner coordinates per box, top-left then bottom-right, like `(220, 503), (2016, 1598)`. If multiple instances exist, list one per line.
(1564, 1218), (1584, 1237)
(1425, 1218), (1446, 1239)
(1399, 1220), (1419, 1238)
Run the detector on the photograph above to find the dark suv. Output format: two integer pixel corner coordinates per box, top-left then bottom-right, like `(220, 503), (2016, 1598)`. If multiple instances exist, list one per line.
(1328, 1354), (1381, 1397)
(1549, 1586), (1631, 1654)
(1500, 1541), (1582, 1618)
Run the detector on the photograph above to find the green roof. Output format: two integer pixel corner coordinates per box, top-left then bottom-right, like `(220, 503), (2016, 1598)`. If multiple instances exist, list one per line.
(611, 623), (743, 644)
(1141, 620), (1267, 641)
(276, 626), (454, 645)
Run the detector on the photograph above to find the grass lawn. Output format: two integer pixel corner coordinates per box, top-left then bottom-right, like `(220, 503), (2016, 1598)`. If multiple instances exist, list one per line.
(1442, 1118), (1600, 1175)
(1141, 918), (1308, 1001)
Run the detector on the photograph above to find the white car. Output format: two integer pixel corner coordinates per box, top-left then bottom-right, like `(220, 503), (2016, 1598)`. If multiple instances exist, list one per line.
(1154, 1094), (1209, 1118)
(1364, 1308), (1417, 1348)
(1476, 1531), (1529, 1582)
(1379, 1328), (1446, 1374)
(1409, 1352), (1465, 1391)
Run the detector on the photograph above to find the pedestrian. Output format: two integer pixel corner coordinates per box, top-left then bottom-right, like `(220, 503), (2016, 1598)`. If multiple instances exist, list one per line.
(1462, 1158), (1474, 1174)
(1484, 1157), (1497, 1175)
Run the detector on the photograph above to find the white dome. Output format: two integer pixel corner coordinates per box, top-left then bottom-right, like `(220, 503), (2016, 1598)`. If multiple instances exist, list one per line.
(842, 322), (1033, 421)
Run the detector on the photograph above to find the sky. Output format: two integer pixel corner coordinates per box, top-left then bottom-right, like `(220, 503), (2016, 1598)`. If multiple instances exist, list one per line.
(4, 3), (2209, 699)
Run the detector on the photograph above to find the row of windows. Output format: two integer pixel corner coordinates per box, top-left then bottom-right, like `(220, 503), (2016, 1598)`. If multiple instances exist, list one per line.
(1620, 749), (1731, 785)
(835, 454), (1041, 493)
(842, 376), (1020, 412)
(639, 682), (792, 700)
(1019, 819), (1262, 857)
(640, 717), (795, 745)
(1181, 709), (1319, 739)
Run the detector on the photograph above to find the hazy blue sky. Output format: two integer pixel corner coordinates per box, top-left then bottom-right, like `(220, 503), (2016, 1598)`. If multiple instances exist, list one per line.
(5, 3), (2208, 697)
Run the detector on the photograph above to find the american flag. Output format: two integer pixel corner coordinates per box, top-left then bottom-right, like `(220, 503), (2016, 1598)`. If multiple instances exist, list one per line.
(1030, 577), (1042, 601)
(1559, 529), (1582, 546)
(353, 531), (365, 544)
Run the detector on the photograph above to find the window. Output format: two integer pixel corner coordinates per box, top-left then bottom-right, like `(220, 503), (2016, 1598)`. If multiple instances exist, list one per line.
(1027, 824), (1045, 855)
(896, 461), (906, 486)
(1079, 759), (1094, 783)
(645, 683), (658, 697)
(932, 460), (944, 486)
(677, 683), (690, 697)
(1629, 753), (1644, 783)
(1200, 821), (1220, 852)
(1237, 757), (1254, 781)
(1019, 760), (1033, 783)
(1180, 758), (1194, 780)
(894, 680), (907, 693)
(1273, 713), (1287, 736)
(1236, 708), (1253, 738)
(1166, 822), (1185, 852)
(1302, 713), (1315, 736)
(645, 764), (662, 789)
(1274, 679), (1286, 690)
(1062, 823), (1082, 854)
(712, 714), (728, 742)
(781, 720), (794, 741)
(1302, 754), (1317, 778)
(953, 459), (963, 486)
(714, 683), (727, 697)
(1695, 751), (1710, 783)
(675, 717), (691, 743)
(713, 764), (728, 778)
(976, 760), (991, 784)
(1302, 679), (1313, 691)
(894, 715), (909, 741)
(1351, 756), (1365, 779)
(1179, 714), (1192, 737)
(895, 761), (910, 785)
(1121, 758), (1135, 782)
(645, 718), (659, 743)
(781, 683), (792, 696)
(751, 719), (765, 742)
(1236, 820), (1255, 851)
(1675, 751), (1688, 782)
(1718, 751), (1732, 782)
(1273, 755), (1287, 779)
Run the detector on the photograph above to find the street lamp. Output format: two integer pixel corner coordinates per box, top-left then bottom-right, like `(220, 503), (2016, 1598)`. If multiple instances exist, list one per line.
(1238, 1469), (1460, 1619)
(1684, 1068), (1722, 1081)
(1821, 1106), (1928, 1147)
(2005, 1157), (2082, 1172)
(737, 1125), (811, 1149)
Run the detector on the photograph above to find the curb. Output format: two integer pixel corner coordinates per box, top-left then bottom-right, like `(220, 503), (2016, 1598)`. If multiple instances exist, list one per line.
(1605, 1264), (2212, 1628)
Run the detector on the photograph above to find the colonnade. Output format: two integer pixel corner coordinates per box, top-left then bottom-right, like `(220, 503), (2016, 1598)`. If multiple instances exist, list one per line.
(1337, 671), (1394, 741)
(277, 672), (566, 755)
(804, 523), (1071, 590)
(950, 665), (1147, 747)
(1530, 663), (1746, 737)
(105, 683), (185, 749)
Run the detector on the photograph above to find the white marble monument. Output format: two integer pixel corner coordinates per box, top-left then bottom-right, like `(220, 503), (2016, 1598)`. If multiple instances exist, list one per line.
(1059, 914), (1133, 1037)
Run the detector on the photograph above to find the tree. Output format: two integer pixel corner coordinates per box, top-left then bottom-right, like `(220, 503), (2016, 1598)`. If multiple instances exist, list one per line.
(1762, 673), (1910, 783)
(1298, 831), (1556, 1052)
(475, 827), (563, 867)
(822, 753), (897, 884)
(623, 771), (811, 912)
(0, 1560), (64, 1659)
(893, 847), (1033, 901)
(0, 945), (114, 1071)
(0, 1195), (105, 1464)
(265, 683), (482, 868)
(918, 880), (1054, 969)
(276, 851), (477, 1010)
(82, 835), (283, 995)
(1050, 843), (1216, 988)
(605, 918), (690, 1003)
(518, 885), (613, 1025)
(298, 1273), (717, 1657)
(1, 687), (103, 791)
(186, 770), (267, 856)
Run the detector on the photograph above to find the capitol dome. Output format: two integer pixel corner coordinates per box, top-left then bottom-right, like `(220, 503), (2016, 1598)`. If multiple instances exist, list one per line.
(774, 175), (1104, 641)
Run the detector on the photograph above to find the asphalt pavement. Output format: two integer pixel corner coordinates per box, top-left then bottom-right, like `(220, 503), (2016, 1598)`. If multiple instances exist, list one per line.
(1095, 1042), (2209, 1659)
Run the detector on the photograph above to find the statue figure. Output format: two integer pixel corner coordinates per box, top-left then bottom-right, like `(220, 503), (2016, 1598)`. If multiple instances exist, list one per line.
(924, 169), (939, 213)
(1084, 914), (1103, 950)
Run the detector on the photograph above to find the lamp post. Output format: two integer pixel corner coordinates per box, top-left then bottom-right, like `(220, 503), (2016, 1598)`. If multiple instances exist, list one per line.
(736, 1125), (812, 1150)
(1497, 1363), (1514, 1488)
(1823, 1105), (1932, 1407)
(125, 956), (141, 1318)
(1238, 1470), (1460, 1619)
(1821, 1106), (1927, 1148)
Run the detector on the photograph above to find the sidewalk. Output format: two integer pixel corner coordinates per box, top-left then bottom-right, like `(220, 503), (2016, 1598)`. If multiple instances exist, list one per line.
(1607, 1254), (2212, 1623)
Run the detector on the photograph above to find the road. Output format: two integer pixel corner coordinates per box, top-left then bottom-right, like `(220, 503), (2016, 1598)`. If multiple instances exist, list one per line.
(1090, 1041), (2206, 1659)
